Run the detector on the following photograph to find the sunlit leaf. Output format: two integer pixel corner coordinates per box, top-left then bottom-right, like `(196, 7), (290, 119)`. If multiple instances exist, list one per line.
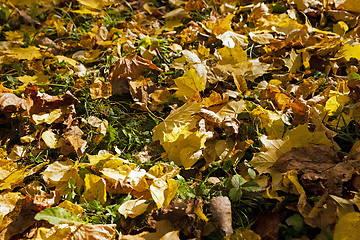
(35, 207), (84, 225)
(80, 174), (106, 205)
(118, 199), (149, 218)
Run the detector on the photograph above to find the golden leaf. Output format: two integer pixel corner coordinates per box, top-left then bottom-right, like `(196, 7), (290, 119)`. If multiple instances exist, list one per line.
(80, 174), (107, 205)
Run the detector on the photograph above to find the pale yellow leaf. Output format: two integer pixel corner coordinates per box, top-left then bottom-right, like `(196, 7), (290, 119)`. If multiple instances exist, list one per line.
(32, 108), (63, 125)
(0, 192), (23, 226)
(42, 159), (83, 195)
(42, 130), (63, 149)
(118, 199), (149, 218)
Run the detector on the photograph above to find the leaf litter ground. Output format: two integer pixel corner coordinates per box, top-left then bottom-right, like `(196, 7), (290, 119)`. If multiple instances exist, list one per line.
(1, 0), (360, 239)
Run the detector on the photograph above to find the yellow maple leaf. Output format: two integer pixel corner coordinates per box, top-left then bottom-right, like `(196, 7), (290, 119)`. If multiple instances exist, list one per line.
(17, 73), (49, 92)
(153, 101), (203, 144)
(217, 45), (247, 65)
(162, 125), (206, 168)
(174, 68), (205, 100)
(3, 46), (42, 61)
(324, 91), (350, 117)
(206, 14), (233, 36)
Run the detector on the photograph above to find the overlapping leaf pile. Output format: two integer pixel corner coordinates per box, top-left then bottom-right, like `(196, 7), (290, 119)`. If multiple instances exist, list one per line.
(1, 0), (360, 239)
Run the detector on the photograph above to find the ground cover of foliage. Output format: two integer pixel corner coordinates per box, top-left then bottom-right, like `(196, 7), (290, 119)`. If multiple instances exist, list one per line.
(1, 0), (360, 239)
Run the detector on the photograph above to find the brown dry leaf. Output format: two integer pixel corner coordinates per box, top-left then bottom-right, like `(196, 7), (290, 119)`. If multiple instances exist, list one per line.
(62, 126), (87, 157)
(25, 86), (79, 113)
(24, 86), (79, 127)
(23, 181), (60, 209)
(7, 145), (28, 161)
(149, 198), (206, 239)
(129, 76), (156, 111)
(0, 197), (39, 240)
(94, 119), (108, 145)
(209, 196), (233, 236)
(348, 140), (360, 161)
(249, 124), (334, 174)
(282, 171), (337, 228)
(253, 213), (281, 240)
(272, 144), (351, 196)
(108, 54), (162, 95)
(184, 0), (208, 11)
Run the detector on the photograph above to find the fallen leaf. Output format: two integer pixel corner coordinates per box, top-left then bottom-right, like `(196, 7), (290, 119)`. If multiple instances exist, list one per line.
(153, 101), (203, 144)
(35, 207), (84, 225)
(36, 223), (116, 240)
(42, 159), (84, 196)
(174, 68), (206, 100)
(58, 200), (83, 216)
(80, 174), (107, 205)
(121, 220), (180, 239)
(42, 130), (63, 149)
(118, 199), (149, 218)
(225, 228), (261, 240)
(209, 196), (233, 236)
(249, 124), (335, 174)
(0, 192), (23, 226)
(108, 54), (162, 95)
(90, 77), (112, 99)
(333, 212), (360, 240)
(32, 108), (63, 125)
(271, 144), (351, 195)
(0, 93), (28, 112)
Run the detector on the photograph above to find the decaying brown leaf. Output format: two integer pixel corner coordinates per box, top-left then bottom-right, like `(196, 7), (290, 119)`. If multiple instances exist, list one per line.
(253, 213), (281, 240)
(272, 144), (353, 195)
(108, 54), (162, 95)
(209, 196), (233, 236)
(149, 198), (206, 239)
